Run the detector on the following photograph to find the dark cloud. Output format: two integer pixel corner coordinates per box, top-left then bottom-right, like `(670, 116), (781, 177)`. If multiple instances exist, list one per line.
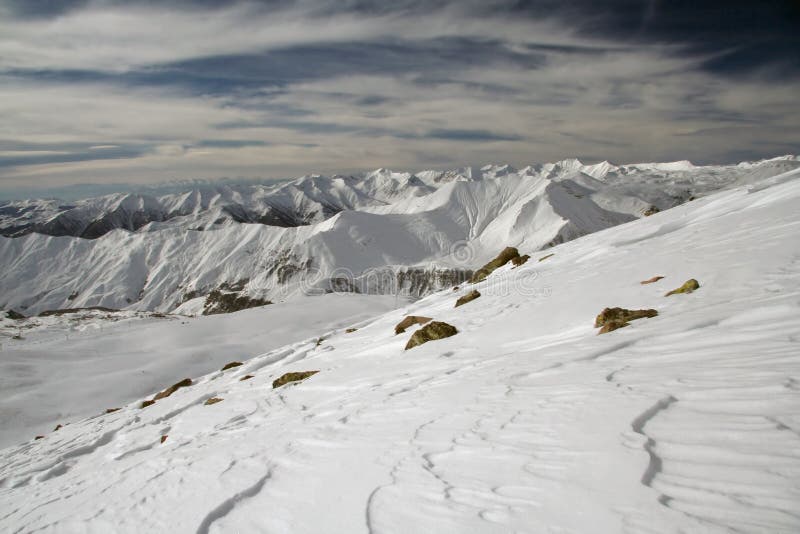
(0, 141), (151, 168)
(425, 129), (524, 142)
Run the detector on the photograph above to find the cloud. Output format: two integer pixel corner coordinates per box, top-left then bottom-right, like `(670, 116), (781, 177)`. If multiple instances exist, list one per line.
(0, 0), (798, 194)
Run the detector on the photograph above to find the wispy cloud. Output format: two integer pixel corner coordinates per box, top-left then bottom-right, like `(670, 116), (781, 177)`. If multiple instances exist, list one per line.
(0, 0), (797, 194)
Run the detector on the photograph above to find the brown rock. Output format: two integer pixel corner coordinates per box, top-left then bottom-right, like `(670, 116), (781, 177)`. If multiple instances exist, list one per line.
(595, 307), (658, 328)
(538, 253), (555, 262)
(598, 320), (629, 334)
(455, 290), (481, 308)
(34, 435), (45, 440)
(221, 361), (243, 371)
(640, 276), (664, 285)
(53, 424), (62, 432)
(665, 279), (700, 296)
(511, 254), (530, 267)
(153, 378), (193, 401)
(470, 247), (521, 283)
(240, 374), (255, 381)
(273, 371), (319, 389)
(405, 321), (458, 350)
(141, 400), (156, 409)
(345, 328), (358, 333)
(395, 315), (432, 335)
(105, 408), (121, 414)
(205, 397), (224, 405)
(160, 435), (168, 444)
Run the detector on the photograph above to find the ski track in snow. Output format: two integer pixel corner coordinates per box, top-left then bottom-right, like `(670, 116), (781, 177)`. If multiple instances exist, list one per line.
(1, 169), (800, 532)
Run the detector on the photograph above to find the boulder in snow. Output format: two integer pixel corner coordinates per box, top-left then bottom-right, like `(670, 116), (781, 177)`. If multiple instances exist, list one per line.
(273, 371), (319, 389)
(594, 307), (658, 335)
(640, 276), (664, 285)
(455, 290), (481, 308)
(204, 397), (223, 405)
(395, 316), (432, 335)
(470, 247), (521, 283)
(153, 378), (193, 400)
(221, 361), (243, 371)
(405, 321), (458, 350)
(665, 279), (700, 296)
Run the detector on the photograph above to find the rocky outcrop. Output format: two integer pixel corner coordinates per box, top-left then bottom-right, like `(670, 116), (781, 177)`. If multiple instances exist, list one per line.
(395, 316), (432, 335)
(153, 378), (193, 401)
(272, 371), (319, 389)
(202, 290), (272, 315)
(470, 247), (521, 283)
(455, 290), (481, 308)
(595, 307), (658, 335)
(511, 255), (530, 267)
(5, 309), (25, 320)
(221, 361), (243, 371)
(665, 279), (700, 296)
(640, 276), (664, 285)
(405, 321), (458, 350)
(204, 397), (224, 405)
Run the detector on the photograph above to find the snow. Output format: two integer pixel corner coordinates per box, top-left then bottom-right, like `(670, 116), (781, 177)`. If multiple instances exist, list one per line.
(0, 293), (398, 450)
(1, 167), (798, 533)
(2, 157), (798, 316)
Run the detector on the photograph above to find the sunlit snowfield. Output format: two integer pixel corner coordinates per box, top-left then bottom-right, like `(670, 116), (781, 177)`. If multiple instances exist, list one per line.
(1, 167), (798, 533)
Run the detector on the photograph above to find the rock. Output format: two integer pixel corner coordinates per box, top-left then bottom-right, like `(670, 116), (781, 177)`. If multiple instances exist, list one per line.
(105, 408), (120, 414)
(405, 321), (458, 350)
(665, 279), (700, 296)
(455, 290), (481, 308)
(160, 435), (168, 444)
(642, 206), (660, 216)
(511, 254), (530, 267)
(595, 307), (658, 328)
(153, 378), (193, 400)
(640, 275), (664, 285)
(141, 400), (156, 409)
(273, 371), (319, 389)
(204, 397), (224, 405)
(202, 289), (272, 315)
(470, 247), (521, 283)
(345, 328), (358, 333)
(221, 361), (243, 371)
(452, 286), (460, 291)
(598, 320), (629, 334)
(34, 435), (44, 440)
(240, 374), (255, 381)
(395, 315), (432, 335)
(6, 309), (25, 320)
(53, 424), (62, 432)
(538, 253), (555, 262)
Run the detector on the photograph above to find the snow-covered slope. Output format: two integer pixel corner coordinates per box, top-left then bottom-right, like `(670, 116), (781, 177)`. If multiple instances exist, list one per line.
(1, 166), (798, 533)
(1, 156), (796, 315)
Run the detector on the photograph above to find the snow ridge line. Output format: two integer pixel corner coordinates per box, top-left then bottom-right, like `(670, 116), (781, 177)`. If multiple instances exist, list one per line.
(630, 395), (677, 488)
(195, 470), (272, 534)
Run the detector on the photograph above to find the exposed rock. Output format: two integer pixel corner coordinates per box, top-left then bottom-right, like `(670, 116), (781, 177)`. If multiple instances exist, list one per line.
(595, 307), (658, 328)
(395, 315), (433, 335)
(205, 397), (224, 405)
(640, 276), (664, 285)
(405, 321), (458, 350)
(598, 320), (629, 334)
(140, 400), (156, 409)
(511, 254), (530, 267)
(105, 408), (120, 414)
(470, 247), (520, 283)
(35, 435), (44, 440)
(455, 289), (481, 308)
(538, 253), (555, 262)
(240, 374), (255, 381)
(221, 361), (243, 371)
(315, 337), (325, 347)
(53, 424), (62, 432)
(160, 435), (168, 444)
(643, 206), (660, 216)
(345, 328), (358, 333)
(272, 371), (319, 389)
(6, 309), (25, 320)
(665, 279), (700, 296)
(203, 289), (272, 315)
(452, 286), (460, 291)
(38, 306), (118, 317)
(153, 378), (193, 401)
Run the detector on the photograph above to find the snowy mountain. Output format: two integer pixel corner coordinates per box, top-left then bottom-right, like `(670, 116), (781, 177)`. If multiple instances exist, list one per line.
(1, 163), (798, 533)
(0, 156), (797, 316)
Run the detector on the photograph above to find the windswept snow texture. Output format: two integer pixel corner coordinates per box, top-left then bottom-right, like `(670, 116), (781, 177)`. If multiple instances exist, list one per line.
(1, 156), (797, 315)
(1, 167), (799, 533)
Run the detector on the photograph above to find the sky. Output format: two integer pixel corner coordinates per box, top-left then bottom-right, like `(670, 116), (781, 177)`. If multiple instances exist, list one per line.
(1, 0), (798, 198)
